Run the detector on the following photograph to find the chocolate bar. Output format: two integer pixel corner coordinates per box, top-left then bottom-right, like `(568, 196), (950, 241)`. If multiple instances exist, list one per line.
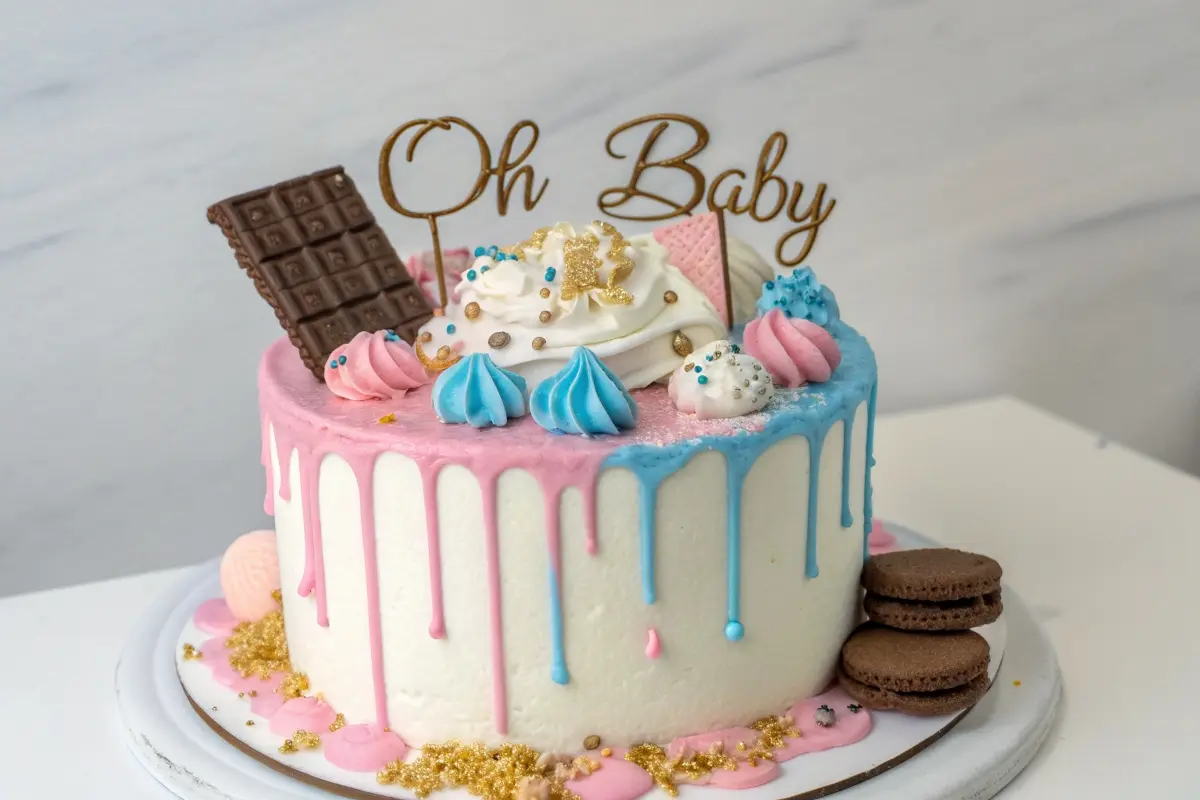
(208, 167), (433, 379)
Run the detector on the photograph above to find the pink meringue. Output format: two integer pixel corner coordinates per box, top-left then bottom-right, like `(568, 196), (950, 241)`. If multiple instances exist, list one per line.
(742, 309), (841, 388)
(324, 330), (430, 401)
(219, 530), (281, 622)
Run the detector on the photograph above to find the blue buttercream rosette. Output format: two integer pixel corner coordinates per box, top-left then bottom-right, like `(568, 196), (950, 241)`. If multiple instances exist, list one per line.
(433, 353), (528, 428)
(531, 347), (638, 436)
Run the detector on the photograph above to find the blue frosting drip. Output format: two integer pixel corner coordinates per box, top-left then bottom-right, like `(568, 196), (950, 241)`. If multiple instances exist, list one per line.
(840, 416), (855, 528)
(531, 347), (638, 436)
(432, 354), (528, 428)
(755, 266), (841, 327)
(548, 566), (569, 684)
(603, 320), (877, 639)
(863, 381), (878, 560)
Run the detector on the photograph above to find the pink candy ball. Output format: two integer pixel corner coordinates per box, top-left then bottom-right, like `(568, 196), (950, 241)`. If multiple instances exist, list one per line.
(219, 530), (281, 622)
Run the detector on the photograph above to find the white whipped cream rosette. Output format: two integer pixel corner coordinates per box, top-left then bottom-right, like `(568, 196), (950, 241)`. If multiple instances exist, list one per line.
(668, 339), (775, 419)
(417, 222), (729, 389)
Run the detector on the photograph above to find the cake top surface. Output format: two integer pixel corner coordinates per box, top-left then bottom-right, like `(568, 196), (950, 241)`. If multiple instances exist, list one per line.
(259, 318), (876, 462)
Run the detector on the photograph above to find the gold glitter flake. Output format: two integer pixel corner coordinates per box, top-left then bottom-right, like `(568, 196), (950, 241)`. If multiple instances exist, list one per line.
(532, 337), (546, 351)
(538, 310), (552, 324)
(182, 643), (204, 661)
(560, 231), (602, 302)
(292, 730), (321, 750)
(624, 742), (737, 797)
(378, 413), (397, 425)
(465, 302), (481, 320)
(376, 741), (591, 800)
(281, 672), (310, 700)
(279, 739), (299, 755)
(329, 713), (347, 732)
(595, 221), (635, 305)
(672, 331), (693, 357)
(539, 288), (551, 299)
(511, 227), (551, 262)
(225, 607), (291, 679)
(488, 331), (511, 349)
(663, 290), (678, 304)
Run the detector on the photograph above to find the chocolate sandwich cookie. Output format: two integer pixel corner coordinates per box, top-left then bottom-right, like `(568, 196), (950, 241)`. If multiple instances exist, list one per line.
(861, 547), (1002, 631)
(837, 624), (990, 716)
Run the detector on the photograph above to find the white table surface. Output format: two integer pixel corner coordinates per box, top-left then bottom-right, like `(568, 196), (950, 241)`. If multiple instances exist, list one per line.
(3, 396), (1198, 798)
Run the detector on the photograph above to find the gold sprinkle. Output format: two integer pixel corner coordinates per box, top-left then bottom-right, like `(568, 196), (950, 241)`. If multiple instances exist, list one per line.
(377, 740), (582, 800)
(211, 706), (218, 712)
(540, 288), (551, 299)
(538, 310), (552, 324)
(465, 302), (481, 320)
(600, 748), (612, 758)
(532, 337), (546, 351)
(583, 735), (601, 751)
(663, 290), (678, 304)
(420, 331), (433, 343)
(736, 741), (746, 752)
(248, 691), (258, 698)
(683, 362), (694, 372)
(279, 739), (298, 754)
(1013, 680), (1022, 687)
(226, 600), (291, 679)
(672, 331), (693, 357)
(329, 713), (346, 732)
(378, 413), (396, 425)
(624, 742), (736, 797)
(245, 720), (255, 727)
(488, 331), (511, 349)
(281, 672), (310, 700)
(237, 692), (245, 699)
(293, 730), (321, 750)
(182, 643), (204, 661)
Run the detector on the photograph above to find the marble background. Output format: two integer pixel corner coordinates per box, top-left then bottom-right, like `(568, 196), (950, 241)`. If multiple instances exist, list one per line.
(2, 0), (1198, 594)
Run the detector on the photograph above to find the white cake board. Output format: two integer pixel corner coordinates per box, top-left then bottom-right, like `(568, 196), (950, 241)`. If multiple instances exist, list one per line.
(116, 524), (1061, 800)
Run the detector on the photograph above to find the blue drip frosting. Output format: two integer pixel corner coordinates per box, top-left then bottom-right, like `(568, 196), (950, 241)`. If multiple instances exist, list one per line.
(755, 266), (841, 327)
(432, 354), (528, 428)
(548, 566), (569, 685)
(863, 381), (878, 560)
(602, 320), (877, 640)
(531, 347), (638, 436)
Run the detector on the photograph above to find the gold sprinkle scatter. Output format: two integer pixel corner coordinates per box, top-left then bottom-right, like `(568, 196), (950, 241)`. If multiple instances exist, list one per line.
(600, 748), (612, 758)
(420, 331), (433, 343)
(747, 715), (801, 763)
(736, 741), (746, 752)
(624, 742), (736, 797)
(182, 643), (204, 661)
(248, 690), (258, 698)
(279, 739), (299, 755)
(683, 362), (694, 372)
(290, 730), (321, 750)
(532, 337), (546, 351)
(1013, 680), (1022, 687)
(376, 741), (585, 800)
(245, 720), (255, 727)
(663, 290), (678, 304)
(539, 310), (552, 324)
(672, 331), (693, 357)
(511, 227), (551, 262)
(226, 606), (291, 679)
(378, 413), (396, 425)
(583, 735), (601, 751)
(281, 672), (310, 700)
(488, 331), (511, 349)
(330, 713), (346, 732)
(540, 288), (551, 299)
(237, 692), (245, 699)
(465, 302), (481, 320)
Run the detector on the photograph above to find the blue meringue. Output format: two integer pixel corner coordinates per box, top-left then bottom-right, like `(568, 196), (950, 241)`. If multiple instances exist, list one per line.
(755, 266), (840, 327)
(531, 347), (638, 436)
(433, 354), (528, 428)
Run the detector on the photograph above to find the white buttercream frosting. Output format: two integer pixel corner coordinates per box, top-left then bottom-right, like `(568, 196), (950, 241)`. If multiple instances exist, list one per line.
(418, 222), (728, 389)
(667, 339), (775, 419)
(726, 236), (777, 325)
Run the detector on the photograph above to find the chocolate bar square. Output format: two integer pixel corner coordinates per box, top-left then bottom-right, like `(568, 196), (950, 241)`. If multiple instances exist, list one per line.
(208, 166), (433, 379)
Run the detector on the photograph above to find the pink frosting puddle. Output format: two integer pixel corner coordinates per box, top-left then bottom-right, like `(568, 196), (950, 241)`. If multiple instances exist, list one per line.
(743, 309), (841, 388)
(270, 696), (337, 736)
(250, 684), (288, 718)
(776, 687), (872, 761)
(193, 598), (239, 636)
(868, 519), (898, 555)
(568, 748), (654, 800)
(667, 727), (778, 788)
(325, 724), (409, 772)
(202, 638), (286, 700)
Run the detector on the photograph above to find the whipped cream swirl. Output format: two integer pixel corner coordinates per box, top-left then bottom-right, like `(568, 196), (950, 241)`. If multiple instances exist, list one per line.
(417, 222), (727, 389)
(668, 339), (774, 419)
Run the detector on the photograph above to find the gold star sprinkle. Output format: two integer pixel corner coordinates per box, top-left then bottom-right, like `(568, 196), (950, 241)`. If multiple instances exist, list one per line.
(182, 643), (203, 661)
(329, 713), (346, 732)
(378, 413), (396, 425)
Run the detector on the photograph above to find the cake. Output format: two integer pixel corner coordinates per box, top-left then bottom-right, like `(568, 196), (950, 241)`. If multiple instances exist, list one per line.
(192, 167), (892, 797)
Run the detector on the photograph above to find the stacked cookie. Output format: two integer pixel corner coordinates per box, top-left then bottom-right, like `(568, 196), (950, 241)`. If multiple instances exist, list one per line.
(838, 548), (1002, 716)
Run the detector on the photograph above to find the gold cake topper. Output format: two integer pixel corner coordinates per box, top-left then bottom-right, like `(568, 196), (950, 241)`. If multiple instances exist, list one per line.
(378, 114), (834, 311)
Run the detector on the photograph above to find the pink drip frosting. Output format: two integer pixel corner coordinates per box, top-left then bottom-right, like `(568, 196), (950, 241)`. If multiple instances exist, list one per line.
(269, 696), (337, 736)
(323, 331), (430, 401)
(743, 309), (841, 388)
(324, 724), (409, 772)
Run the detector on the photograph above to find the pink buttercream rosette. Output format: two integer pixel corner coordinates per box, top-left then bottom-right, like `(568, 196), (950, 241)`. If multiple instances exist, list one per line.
(742, 309), (841, 388)
(324, 330), (430, 401)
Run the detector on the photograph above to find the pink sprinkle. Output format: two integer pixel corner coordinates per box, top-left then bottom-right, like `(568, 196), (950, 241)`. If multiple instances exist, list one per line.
(645, 628), (661, 659)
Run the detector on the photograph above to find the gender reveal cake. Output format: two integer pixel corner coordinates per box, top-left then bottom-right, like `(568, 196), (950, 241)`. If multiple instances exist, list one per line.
(175, 161), (984, 800)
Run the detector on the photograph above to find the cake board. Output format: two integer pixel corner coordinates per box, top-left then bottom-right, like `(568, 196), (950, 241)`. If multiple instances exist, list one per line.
(115, 524), (1061, 800)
